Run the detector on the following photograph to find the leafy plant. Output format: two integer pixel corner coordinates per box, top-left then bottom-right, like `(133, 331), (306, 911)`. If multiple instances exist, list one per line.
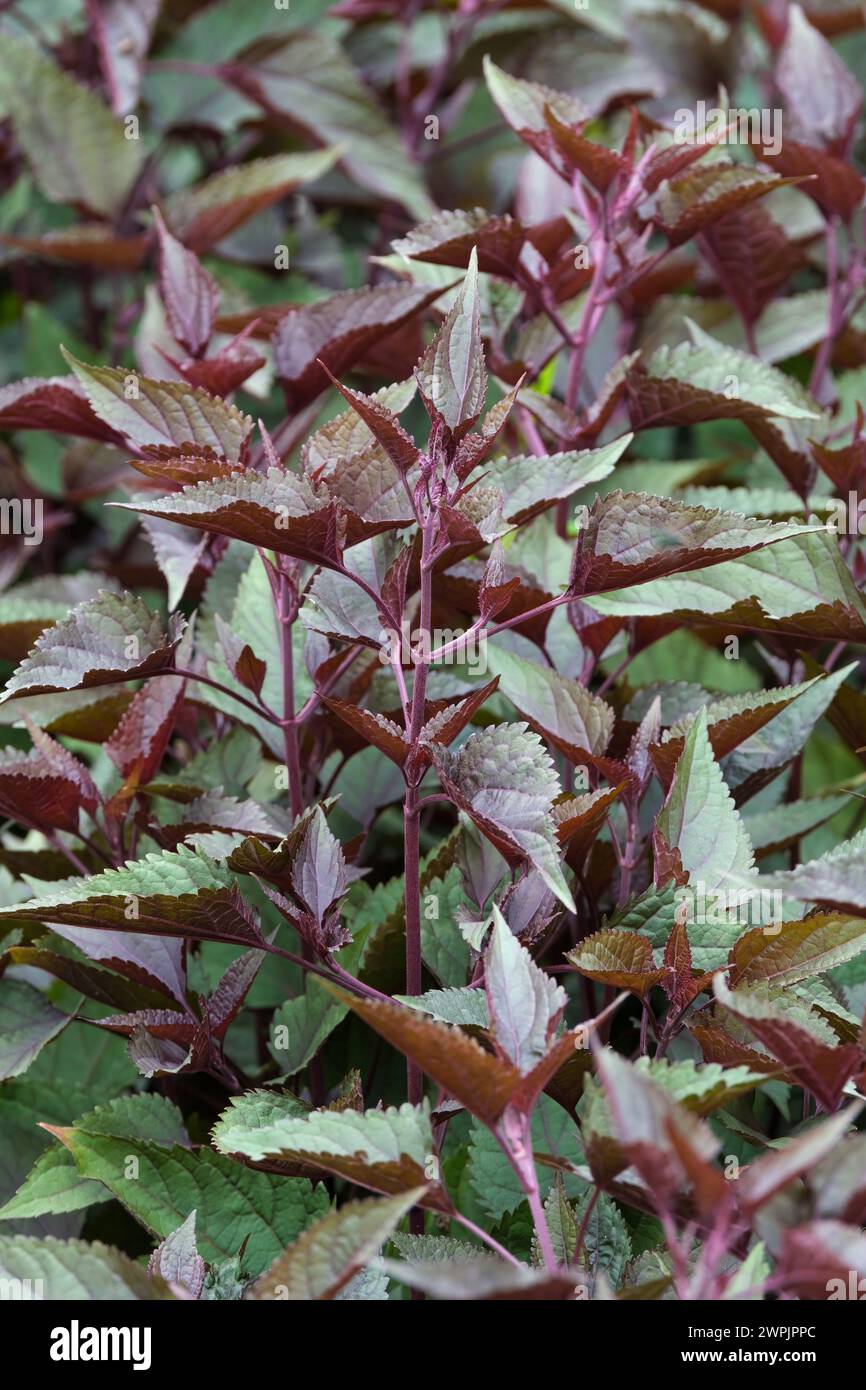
(1, 0), (866, 1306)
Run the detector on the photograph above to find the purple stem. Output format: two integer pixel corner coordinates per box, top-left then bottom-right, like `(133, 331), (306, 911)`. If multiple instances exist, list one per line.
(496, 1112), (558, 1272)
(403, 526), (435, 1106)
(276, 566), (303, 821)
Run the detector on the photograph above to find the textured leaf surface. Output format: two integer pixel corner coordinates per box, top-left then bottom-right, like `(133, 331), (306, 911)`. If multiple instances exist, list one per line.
(712, 977), (862, 1112)
(64, 1127), (328, 1274)
(148, 1211), (206, 1298)
(434, 724), (574, 910)
(224, 33), (433, 218)
(161, 150), (339, 252)
(0, 981), (70, 1081)
(0, 845), (261, 962)
(249, 1190), (422, 1301)
(567, 930), (666, 994)
(416, 249), (486, 435)
(214, 1092), (443, 1205)
(729, 914), (866, 988)
(573, 491), (819, 596)
(485, 909), (565, 1074)
(587, 528), (866, 643)
(654, 708), (755, 895)
(467, 1094), (587, 1222)
(274, 282), (442, 410)
(0, 34), (145, 217)
(2, 592), (182, 702)
(316, 982), (522, 1128)
(0, 1147), (106, 1223)
(486, 646), (613, 762)
(728, 827), (866, 915)
(65, 354), (252, 461)
(0, 1235), (172, 1299)
(152, 208), (219, 358)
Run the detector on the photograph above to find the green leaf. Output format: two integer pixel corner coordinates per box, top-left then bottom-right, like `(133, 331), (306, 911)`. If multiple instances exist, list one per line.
(248, 1189), (423, 1301)
(420, 866), (472, 987)
(390, 1233), (493, 1264)
(475, 436), (631, 529)
(415, 248), (486, 435)
(0, 1234), (173, 1299)
(63, 1127), (328, 1275)
(0, 1080), (100, 1238)
(269, 985), (347, 1078)
(486, 646), (613, 762)
(395, 987), (489, 1028)
(629, 328), (823, 427)
(302, 377), (417, 474)
(1, 592), (183, 702)
(0, 1148), (106, 1223)
(68, 1092), (190, 1145)
(434, 723), (575, 911)
(0, 980), (70, 1080)
(0, 844), (263, 952)
(585, 1057), (766, 1123)
(484, 907), (566, 1074)
(0, 35), (145, 217)
(729, 825), (866, 915)
(64, 352), (252, 461)
(729, 914), (866, 989)
(537, 1173), (577, 1268)
(722, 664), (857, 794)
(651, 669), (854, 795)
(223, 32), (434, 219)
(742, 795), (851, 856)
(655, 707), (755, 895)
(213, 1093), (444, 1206)
(566, 929), (665, 995)
(587, 528), (866, 644)
(574, 1189), (632, 1292)
(0, 1092), (188, 1225)
(161, 150), (340, 253)
(0, 575), (118, 664)
(574, 490), (820, 596)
